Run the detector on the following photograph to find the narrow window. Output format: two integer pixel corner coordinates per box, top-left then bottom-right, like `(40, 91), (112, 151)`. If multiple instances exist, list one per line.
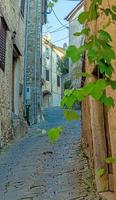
(46, 47), (49, 59)
(0, 18), (7, 71)
(57, 75), (60, 87)
(20, 0), (25, 17)
(46, 69), (49, 81)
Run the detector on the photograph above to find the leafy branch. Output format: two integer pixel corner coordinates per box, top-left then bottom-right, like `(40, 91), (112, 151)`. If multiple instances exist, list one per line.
(47, 0), (116, 143)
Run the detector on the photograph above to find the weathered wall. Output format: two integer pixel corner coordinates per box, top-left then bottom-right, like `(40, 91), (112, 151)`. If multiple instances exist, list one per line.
(0, 0), (26, 147)
(82, 97), (94, 170)
(42, 39), (64, 107)
(24, 0), (43, 124)
(82, 0), (116, 197)
(66, 4), (84, 88)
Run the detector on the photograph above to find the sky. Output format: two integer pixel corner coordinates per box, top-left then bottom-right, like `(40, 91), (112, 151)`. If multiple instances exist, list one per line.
(43, 0), (79, 47)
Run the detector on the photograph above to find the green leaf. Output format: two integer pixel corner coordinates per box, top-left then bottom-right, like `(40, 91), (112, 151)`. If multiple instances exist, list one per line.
(64, 110), (79, 121)
(112, 6), (116, 13)
(66, 46), (80, 63)
(99, 30), (112, 42)
(103, 8), (111, 16)
(91, 79), (107, 100)
(96, 168), (105, 177)
(100, 95), (114, 108)
(83, 82), (95, 95)
(61, 93), (77, 109)
(64, 89), (74, 96)
(78, 11), (89, 24)
(109, 80), (116, 90)
(74, 28), (90, 36)
(87, 37), (100, 62)
(75, 89), (86, 101)
(98, 60), (113, 78)
(89, 4), (99, 21)
(111, 13), (116, 20)
(105, 157), (116, 164)
(48, 2), (54, 8)
(66, 45), (86, 63)
(100, 46), (115, 64)
(48, 127), (62, 143)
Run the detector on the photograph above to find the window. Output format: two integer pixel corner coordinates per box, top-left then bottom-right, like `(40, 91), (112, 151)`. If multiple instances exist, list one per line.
(27, 88), (29, 92)
(20, 0), (25, 17)
(46, 69), (49, 81)
(57, 75), (60, 87)
(46, 47), (49, 59)
(0, 18), (7, 71)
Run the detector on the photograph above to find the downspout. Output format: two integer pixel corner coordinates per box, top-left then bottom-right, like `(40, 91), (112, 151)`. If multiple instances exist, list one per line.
(39, 22), (42, 121)
(34, 0), (38, 124)
(51, 44), (53, 106)
(24, 0), (30, 117)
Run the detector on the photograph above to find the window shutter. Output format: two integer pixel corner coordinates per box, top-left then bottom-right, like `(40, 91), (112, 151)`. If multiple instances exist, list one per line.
(20, 0), (25, 17)
(0, 18), (7, 71)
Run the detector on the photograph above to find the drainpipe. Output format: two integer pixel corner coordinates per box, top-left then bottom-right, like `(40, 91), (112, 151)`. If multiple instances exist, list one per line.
(34, 0), (38, 124)
(51, 44), (53, 106)
(24, 0), (30, 118)
(39, 23), (42, 121)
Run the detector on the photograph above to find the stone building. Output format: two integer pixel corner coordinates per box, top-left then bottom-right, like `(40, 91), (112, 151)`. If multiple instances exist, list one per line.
(65, 0), (84, 88)
(0, 0), (26, 147)
(42, 37), (64, 107)
(82, 0), (116, 199)
(24, 0), (47, 124)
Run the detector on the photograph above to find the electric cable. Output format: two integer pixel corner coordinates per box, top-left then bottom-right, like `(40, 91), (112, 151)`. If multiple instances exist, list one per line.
(43, 14), (79, 35)
(53, 36), (69, 43)
(52, 8), (69, 28)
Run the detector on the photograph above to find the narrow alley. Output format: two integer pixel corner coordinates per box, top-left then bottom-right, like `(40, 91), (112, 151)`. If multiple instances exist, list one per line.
(0, 107), (99, 200)
(0, 0), (116, 199)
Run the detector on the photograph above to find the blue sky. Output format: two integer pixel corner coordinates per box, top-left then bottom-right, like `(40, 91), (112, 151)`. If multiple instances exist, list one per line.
(43, 0), (79, 47)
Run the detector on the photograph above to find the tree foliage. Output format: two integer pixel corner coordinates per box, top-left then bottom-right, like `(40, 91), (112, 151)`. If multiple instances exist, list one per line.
(57, 57), (69, 75)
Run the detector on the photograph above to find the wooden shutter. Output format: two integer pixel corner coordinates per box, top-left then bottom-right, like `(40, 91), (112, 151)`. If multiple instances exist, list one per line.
(0, 18), (7, 71)
(20, 0), (25, 17)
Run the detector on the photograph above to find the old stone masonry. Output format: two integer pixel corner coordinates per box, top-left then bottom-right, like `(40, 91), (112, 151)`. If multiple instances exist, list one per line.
(0, 107), (101, 200)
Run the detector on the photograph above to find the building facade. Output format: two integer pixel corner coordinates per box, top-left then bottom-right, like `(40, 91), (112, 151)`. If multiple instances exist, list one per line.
(82, 0), (116, 199)
(0, 0), (26, 147)
(24, 0), (47, 124)
(65, 0), (84, 88)
(42, 37), (64, 108)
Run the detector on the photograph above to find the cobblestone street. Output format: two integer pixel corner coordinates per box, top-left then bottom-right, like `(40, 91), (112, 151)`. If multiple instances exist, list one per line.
(0, 107), (100, 200)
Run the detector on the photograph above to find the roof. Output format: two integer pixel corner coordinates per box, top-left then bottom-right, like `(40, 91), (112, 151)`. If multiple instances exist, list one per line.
(43, 37), (65, 57)
(65, 0), (84, 21)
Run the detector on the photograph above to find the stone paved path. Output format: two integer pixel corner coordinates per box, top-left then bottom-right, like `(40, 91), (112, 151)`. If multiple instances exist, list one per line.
(0, 107), (100, 200)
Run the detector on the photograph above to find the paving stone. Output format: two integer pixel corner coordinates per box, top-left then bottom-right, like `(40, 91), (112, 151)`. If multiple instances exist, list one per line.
(0, 107), (100, 200)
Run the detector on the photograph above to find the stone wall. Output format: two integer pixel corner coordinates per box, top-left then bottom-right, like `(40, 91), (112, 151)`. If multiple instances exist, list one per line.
(0, 0), (27, 147)
(24, 0), (43, 124)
